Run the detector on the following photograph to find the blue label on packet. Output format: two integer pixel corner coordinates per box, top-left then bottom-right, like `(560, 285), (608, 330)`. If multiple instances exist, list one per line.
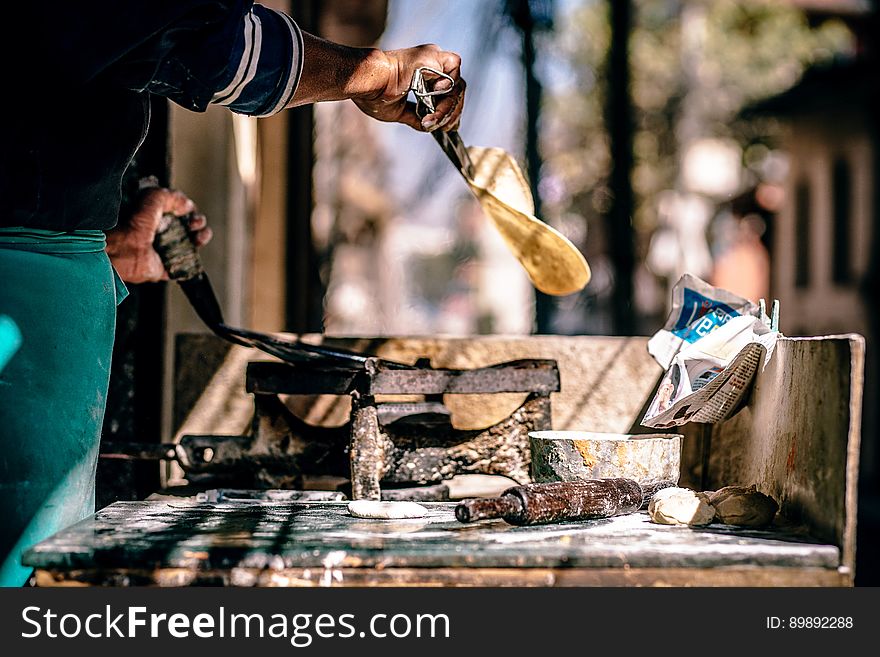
(671, 289), (740, 343)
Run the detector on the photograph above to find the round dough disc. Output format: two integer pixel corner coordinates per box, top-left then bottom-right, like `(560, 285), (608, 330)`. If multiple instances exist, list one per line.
(465, 146), (591, 296)
(347, 500), (428, 519)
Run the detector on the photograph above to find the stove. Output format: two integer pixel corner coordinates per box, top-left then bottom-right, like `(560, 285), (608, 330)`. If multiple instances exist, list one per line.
(109, 355), (560, 500)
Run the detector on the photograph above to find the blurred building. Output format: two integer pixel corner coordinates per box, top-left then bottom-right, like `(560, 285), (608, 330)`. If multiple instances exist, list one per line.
(755, 59), (876, 338)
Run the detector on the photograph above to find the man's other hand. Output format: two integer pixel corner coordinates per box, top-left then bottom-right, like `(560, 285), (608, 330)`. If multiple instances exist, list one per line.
(105, 188), (212, 284)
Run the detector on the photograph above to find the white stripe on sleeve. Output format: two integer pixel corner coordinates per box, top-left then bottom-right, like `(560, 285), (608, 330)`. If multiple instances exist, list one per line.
(211, 11), (256, 103)
(217, 13), (263, 107)
(254, 10), (304, 117)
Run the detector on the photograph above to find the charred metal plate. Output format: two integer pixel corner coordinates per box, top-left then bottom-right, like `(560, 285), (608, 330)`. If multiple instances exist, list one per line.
(246, 359), (561, 396)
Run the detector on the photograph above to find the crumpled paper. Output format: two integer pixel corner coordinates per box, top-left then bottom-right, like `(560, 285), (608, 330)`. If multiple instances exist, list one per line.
(641, 274), (779, 428)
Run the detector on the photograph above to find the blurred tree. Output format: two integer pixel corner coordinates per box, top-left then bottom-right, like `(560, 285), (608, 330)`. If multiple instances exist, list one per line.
(541, 0), (853, 332)
(506, 0), (557, 333)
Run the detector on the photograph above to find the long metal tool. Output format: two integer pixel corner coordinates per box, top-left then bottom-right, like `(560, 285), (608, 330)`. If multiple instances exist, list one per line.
(153, 211), (405, 368)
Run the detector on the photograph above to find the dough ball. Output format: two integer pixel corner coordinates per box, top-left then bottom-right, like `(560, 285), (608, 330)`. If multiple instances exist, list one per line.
(706, 485), (778, 527)
(347, 500), (428, 519)
(648, 487), (715, 526)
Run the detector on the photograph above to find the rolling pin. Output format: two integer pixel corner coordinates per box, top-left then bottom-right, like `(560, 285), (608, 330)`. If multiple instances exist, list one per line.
(455, 478), (675, 526)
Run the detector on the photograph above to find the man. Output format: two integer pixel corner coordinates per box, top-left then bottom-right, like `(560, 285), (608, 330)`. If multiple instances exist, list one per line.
(0, 1), (465, 586)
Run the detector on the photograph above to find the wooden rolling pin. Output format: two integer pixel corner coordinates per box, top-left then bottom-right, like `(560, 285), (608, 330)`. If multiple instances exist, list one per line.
(455, 478), (675, 526)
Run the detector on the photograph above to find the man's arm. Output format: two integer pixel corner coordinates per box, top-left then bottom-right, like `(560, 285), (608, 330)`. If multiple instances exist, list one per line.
(87, 2), (465, 132)
(291, 33), (466, 132)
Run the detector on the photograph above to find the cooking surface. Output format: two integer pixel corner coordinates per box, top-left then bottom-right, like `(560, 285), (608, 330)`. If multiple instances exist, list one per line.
(25, 500), (839, 571)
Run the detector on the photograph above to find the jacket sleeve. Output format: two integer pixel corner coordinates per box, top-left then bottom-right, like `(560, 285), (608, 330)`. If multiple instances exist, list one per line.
(133, 3), (303, 117)
(75, 1), (303, 117)
(205, 4), (303, 116)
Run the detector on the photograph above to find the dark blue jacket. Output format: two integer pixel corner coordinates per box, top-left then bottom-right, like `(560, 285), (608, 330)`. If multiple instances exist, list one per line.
(1, 1), (302, 231)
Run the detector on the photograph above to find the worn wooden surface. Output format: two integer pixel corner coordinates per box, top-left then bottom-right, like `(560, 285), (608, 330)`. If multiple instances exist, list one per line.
(24, 501), (841, 586)
(696, 335), (863, 574)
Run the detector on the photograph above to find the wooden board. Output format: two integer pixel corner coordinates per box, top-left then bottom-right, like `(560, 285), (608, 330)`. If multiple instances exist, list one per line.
(24, 501), (841, 586)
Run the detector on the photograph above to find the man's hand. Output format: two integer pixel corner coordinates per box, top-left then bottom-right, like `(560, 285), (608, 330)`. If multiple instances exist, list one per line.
(105, 188), (212, 284)
(352, 45), (466, 132)
(292, 34), (466, 133)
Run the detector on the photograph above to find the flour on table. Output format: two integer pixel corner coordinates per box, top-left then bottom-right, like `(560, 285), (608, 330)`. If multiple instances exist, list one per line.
(347, 500), (428, 519)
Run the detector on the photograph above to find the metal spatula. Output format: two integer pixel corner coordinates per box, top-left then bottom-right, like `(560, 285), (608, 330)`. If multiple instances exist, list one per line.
(410, 67), (591, 297)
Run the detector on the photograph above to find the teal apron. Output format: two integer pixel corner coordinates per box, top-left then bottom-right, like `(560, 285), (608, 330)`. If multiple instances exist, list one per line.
(0, 228), (127, 586)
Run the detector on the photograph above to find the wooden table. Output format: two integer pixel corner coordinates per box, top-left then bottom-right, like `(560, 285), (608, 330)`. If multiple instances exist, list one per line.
(25, 500), (847, 587)
(32, 332), (858, 587)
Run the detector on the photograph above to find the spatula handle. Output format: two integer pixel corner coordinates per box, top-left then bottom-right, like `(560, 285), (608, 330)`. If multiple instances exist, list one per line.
(411, 66), (474, 177)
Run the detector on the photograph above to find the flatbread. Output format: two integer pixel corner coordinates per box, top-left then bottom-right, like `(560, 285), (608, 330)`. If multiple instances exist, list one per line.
(465, 146), (591, 296)
(347, 500), (428, 519)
